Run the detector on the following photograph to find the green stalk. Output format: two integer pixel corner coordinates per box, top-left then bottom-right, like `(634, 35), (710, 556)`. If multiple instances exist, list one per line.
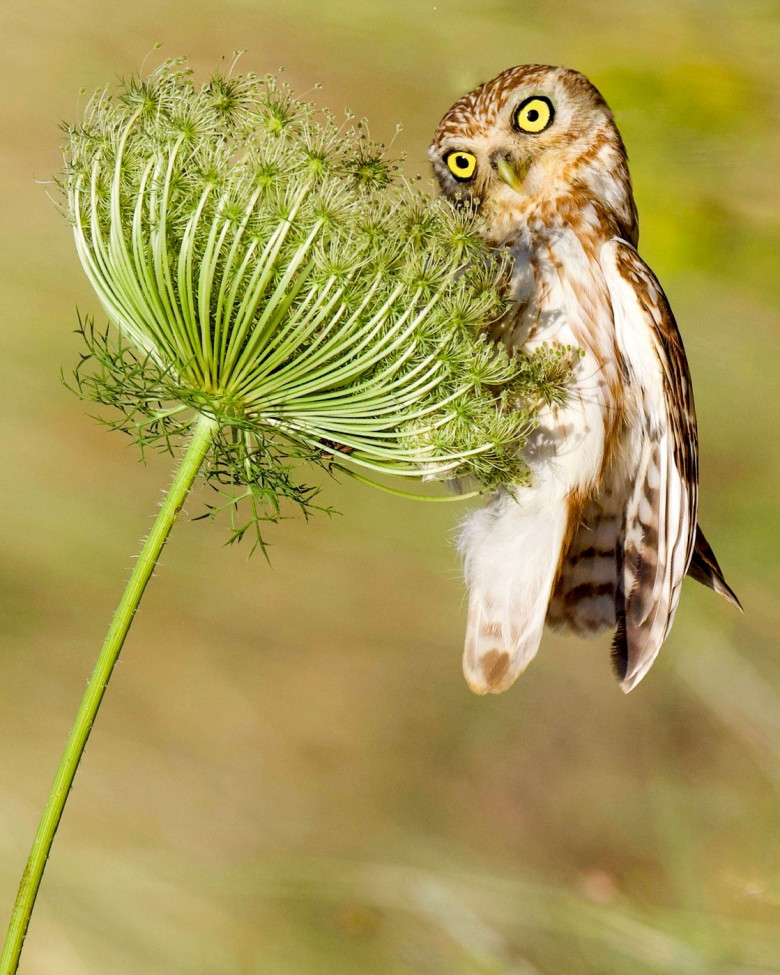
(0, 413), (218, 975)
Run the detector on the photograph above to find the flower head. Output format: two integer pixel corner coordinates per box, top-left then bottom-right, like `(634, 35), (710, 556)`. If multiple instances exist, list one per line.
(62, 58), (572, 546)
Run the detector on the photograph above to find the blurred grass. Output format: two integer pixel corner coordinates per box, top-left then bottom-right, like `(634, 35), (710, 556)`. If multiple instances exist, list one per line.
(1, 0), (779, 972)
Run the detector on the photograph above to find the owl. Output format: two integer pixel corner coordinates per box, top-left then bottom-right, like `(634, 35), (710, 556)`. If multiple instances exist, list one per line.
(429, 64), (740, 694)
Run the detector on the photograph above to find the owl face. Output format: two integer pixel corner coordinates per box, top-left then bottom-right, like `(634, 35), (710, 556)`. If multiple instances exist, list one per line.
(429, 65), (636, 244)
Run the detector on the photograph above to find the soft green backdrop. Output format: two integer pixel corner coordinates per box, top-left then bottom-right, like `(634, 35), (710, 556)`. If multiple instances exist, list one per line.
(1, 1), (779, 972)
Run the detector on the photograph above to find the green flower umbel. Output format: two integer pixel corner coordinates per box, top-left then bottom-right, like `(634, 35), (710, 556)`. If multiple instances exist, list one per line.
(1, 59), (573, 974)
(62, 58), (566, 538)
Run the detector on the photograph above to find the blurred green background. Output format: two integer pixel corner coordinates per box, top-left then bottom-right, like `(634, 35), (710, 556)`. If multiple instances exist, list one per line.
(1, 0), (779, 972)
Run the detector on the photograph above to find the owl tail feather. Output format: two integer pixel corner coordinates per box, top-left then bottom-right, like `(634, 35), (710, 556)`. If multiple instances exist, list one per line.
(460, 490), (571, 695)
(687, 524), (742, 611)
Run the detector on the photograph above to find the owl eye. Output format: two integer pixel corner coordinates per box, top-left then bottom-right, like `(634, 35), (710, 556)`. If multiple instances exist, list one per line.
(514, 96), (554, 134)
(445, 150), (477, 181)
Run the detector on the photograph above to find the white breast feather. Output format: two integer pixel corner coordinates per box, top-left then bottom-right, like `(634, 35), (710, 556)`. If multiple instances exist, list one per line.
(460, 229), (618, 693)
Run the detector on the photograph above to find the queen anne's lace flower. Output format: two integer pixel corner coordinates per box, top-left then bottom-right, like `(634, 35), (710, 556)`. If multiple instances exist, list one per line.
(63, 59), (573, 543)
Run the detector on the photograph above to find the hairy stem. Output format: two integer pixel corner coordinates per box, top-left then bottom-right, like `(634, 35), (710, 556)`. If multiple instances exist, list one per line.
(0, 413), (218, 974)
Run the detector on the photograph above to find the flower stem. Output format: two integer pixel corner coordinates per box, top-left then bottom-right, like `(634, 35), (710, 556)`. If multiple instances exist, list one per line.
(0, 413), (218, 975)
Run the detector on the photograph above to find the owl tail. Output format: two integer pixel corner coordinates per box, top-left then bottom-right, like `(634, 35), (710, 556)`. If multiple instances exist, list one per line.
(459, 489), (571, 694)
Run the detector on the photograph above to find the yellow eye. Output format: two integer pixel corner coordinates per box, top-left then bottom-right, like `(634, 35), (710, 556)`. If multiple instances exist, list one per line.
(445, 150), (477, 181)
(514, 96), (554, 134)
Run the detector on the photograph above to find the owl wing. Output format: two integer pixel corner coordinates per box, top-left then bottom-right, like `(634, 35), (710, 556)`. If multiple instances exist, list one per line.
(600, 239), (698, 692)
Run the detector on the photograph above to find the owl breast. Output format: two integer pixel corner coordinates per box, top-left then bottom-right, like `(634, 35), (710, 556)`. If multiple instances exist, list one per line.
(495, 222), (638, 637)
(495, 222), (628, 495)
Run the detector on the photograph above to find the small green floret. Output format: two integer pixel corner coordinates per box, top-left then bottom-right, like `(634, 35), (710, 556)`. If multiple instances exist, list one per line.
(62, 57), (572, 546)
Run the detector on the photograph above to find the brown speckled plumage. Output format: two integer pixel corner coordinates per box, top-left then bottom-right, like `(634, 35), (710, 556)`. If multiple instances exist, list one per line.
(430, 65), (739, 694)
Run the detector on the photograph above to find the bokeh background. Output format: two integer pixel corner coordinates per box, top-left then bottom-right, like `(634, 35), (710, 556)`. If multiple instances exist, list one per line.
(2, 1), (779, 972)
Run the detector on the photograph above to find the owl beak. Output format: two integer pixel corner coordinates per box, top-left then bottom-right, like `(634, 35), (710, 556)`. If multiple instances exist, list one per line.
(495, 156), (526, 195)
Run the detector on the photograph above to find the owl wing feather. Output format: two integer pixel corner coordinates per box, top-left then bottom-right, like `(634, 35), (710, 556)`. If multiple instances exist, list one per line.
(688, 524), (742, 610)
(601, 239), (698, 691)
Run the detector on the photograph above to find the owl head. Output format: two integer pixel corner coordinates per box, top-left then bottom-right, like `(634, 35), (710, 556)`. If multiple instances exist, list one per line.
(429, 64), (637, 245)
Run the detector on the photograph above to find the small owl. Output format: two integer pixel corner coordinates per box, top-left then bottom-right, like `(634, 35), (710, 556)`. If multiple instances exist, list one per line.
(429, 64), (740, 694)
